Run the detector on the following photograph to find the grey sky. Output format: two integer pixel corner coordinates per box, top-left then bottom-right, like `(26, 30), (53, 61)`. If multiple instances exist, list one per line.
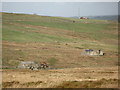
(2, 2), (118, 17)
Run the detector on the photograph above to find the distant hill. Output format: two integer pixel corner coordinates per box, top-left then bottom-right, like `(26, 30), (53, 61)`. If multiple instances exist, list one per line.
(71, 15), (118, 21)
(88, 15), (118, 21)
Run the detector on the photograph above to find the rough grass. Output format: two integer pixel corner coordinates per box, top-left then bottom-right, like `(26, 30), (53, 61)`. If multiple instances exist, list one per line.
(3, 81), (43, 88)
(2, 12), (118, 68)
(2, 41), (118, 68)
(2, 12), (118, 88)
(3, 23), (73, 43)
(55, 78), (118, 88)
(48, 57), (58, 67)
(3, 81), (20, 87)
(3, 79), (118, 88)
(2, 67), (118, 88)
(2, 12), (118, 43)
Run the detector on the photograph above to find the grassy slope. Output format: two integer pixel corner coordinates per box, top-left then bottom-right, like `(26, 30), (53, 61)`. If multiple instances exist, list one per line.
(3, 13), (117, 42)
(2, 12), (118, 68)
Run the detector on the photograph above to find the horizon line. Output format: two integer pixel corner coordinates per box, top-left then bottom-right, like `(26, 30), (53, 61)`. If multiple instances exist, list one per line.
(1, 11), (119, 17)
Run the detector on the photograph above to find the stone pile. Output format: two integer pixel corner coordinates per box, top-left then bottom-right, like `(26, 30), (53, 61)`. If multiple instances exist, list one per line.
(18, 61), (49, 70)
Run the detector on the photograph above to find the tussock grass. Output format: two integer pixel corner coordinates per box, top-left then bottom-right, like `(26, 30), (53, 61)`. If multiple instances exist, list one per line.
(55, 78), (118, 88)
(3, 81), (43, 88)
(3, 81), (20, 87)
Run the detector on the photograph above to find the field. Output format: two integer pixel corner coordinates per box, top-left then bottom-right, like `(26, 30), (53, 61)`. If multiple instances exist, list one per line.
(2, 12), (118, 88)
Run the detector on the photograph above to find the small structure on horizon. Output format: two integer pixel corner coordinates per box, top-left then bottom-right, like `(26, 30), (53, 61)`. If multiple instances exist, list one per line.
(81, 49), (104, 56)
(80, 17), (89, 19)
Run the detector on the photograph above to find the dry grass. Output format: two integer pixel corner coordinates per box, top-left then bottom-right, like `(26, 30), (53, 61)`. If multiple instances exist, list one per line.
(55, 78), (118, 88)
(2, 41), (118, 68)
(2, 67), (118, 88)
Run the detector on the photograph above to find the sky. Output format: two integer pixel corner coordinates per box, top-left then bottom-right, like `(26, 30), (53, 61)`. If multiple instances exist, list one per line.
(2, 2), (118, 17)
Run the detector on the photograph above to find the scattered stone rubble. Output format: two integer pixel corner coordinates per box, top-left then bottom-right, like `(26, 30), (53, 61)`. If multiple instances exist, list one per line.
(18, 61), (49, 70)
(81, 49), (104, 56)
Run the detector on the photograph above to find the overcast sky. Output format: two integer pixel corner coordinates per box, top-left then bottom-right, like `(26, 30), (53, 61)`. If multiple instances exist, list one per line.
(2, 2), (118, 17)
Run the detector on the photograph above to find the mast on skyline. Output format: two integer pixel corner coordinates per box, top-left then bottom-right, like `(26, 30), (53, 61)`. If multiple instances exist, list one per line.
(78, 7), (80, 18)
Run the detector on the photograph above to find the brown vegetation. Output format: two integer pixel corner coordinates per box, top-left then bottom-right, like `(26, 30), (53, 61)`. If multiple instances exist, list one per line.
(55, 79), (118, 88)
(2, 67), (118, 88)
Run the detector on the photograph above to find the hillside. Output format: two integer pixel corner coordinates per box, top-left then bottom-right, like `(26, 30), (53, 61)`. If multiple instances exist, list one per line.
(88, 15), (118, 21)
(2, 12), (118, 88)
(2, 12), (118, 68)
